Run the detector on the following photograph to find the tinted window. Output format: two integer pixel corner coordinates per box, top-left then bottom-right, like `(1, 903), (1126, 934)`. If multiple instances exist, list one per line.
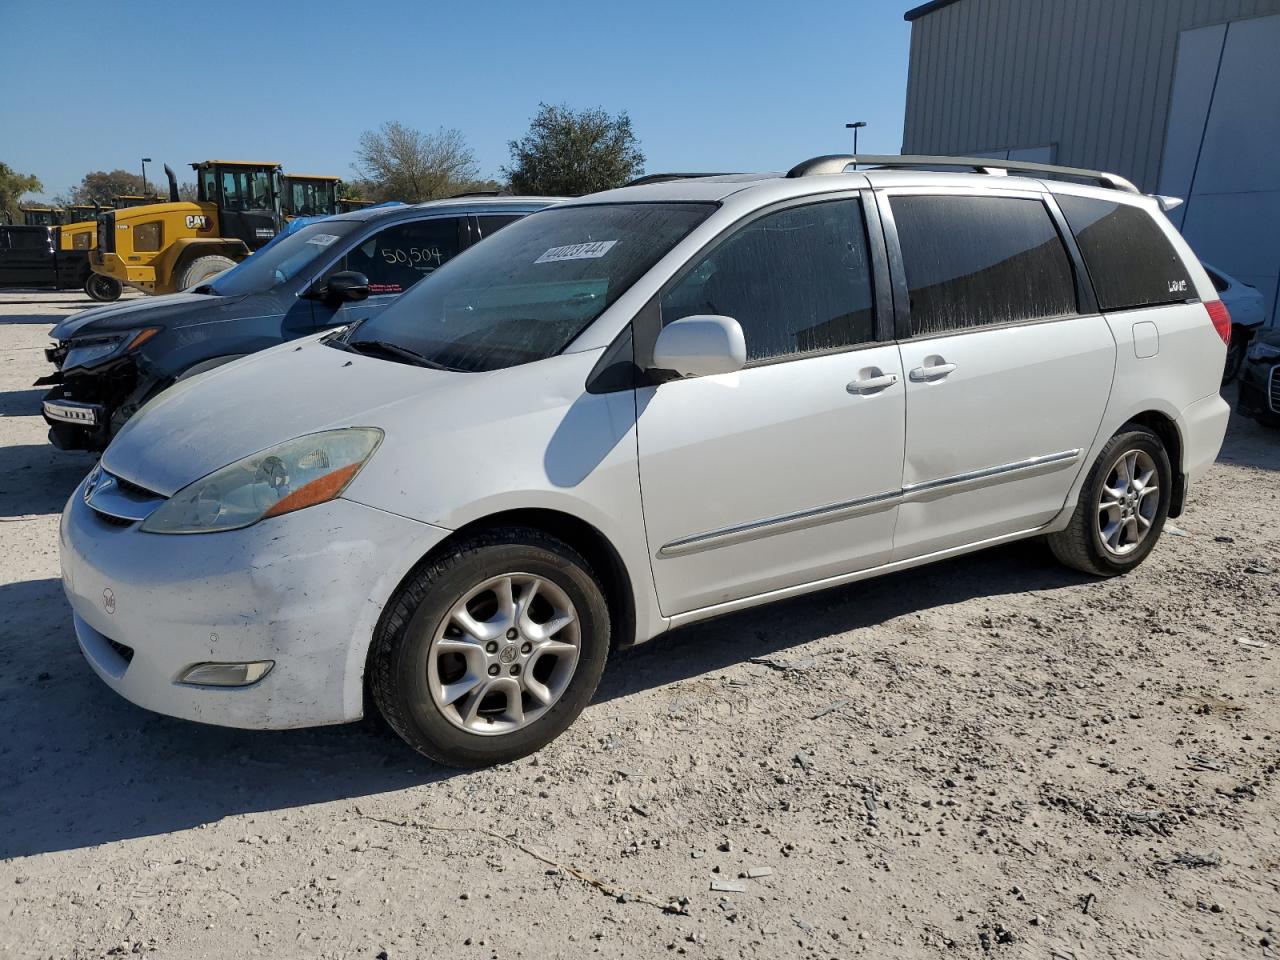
(662, 199), (875, 363)
(1056, 195), (1193, 311)
(9, 230), (49, 251)
(891, 195), (1078, 336)
(347, 203), (713, 372)
(477, 214), (522, 238)
(339, 218), (462, 295)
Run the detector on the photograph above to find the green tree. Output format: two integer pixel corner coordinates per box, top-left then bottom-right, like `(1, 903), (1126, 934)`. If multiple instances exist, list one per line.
(0, 161), (43, 224)
(504, 104), (644, 196)
(353, 121), (480, 202)
(72, 169), (152, 205)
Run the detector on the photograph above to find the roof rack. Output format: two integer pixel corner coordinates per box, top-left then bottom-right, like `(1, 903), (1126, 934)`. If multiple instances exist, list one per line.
(785, 154), (1140, 194)
(624, 172), (739, 187)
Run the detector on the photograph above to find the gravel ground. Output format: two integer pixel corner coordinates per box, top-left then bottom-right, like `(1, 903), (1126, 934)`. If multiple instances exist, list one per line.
(1, 291), (1277, 960)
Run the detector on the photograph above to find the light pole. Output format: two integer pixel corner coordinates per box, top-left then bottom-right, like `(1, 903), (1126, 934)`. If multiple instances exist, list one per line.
(845, 122), (867, 158)
(141, 157), (152, 196)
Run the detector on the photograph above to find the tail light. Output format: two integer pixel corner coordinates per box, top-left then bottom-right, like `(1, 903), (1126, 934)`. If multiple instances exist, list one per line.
(1205, 300), (1232, 345)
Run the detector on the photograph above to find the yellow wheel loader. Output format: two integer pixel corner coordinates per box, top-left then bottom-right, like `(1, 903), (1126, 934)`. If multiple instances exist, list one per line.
(90, 160), (284, 295)
(282, 174), (341, 219)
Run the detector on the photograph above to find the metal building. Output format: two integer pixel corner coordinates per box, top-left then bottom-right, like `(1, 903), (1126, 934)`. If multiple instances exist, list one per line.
(902, 0), (1280, 326)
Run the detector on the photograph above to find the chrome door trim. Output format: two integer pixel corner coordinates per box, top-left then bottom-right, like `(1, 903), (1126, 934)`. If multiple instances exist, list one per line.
(657, 449), (1081, 558)
(658, 489), (901, 558)
(901, 448), (1081, 500)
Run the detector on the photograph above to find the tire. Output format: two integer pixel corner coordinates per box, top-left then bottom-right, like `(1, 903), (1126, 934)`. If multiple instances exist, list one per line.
(84, 272), (122, 302)
(1047, 426), (1172, 577)
(176, 255), (236, 290)
(1222, 330), (1246, 383)
(370, 527), (611, 767)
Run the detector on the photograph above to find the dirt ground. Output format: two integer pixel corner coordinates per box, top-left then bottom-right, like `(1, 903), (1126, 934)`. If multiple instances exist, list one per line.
(0, 290), (1276, 960)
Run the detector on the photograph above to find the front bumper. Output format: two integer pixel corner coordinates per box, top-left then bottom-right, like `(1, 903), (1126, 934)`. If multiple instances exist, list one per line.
(61, 480), (448, 729)
(42, 384), (112, 451)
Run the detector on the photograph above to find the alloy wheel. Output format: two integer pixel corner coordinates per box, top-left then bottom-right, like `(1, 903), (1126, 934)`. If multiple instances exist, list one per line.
(1096, 448), (1160, 557)
(427, 573), (580, 735)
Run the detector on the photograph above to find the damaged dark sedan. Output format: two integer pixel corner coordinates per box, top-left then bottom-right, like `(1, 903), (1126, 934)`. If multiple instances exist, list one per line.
(39, 196), (556, 450)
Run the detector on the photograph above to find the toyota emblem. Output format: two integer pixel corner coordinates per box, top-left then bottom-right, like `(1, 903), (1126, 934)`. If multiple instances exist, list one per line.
(102, 588), (116, 615)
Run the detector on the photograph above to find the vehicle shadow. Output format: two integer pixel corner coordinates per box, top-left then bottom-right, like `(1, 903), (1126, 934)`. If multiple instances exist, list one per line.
(0, 444), (95, 518)
(0, 578), (436, 861)
(0, 311), (64, 324)
(0, 387), (46, 418)
(0, 540), (1085, 861)
(597, 538), (1089, 705)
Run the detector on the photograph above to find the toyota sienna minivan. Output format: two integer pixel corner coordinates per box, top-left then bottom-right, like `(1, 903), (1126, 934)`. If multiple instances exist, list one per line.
(61, 155), (1231, 767)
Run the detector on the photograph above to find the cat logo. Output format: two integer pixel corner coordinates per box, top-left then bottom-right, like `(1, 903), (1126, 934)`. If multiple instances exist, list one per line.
(185, 214), (212, 231)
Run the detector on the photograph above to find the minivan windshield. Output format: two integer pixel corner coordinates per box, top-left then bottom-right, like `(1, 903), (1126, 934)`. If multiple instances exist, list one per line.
(341, 202), (715, 372)
(208, 219), (364, 297)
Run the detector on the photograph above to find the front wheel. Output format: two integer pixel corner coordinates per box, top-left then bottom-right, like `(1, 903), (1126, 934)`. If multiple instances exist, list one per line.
(369, 528), (611, 767)
(84, 273), (122, 302)
(1047, 426), (1172, 576)
(176, 254), (236, 290)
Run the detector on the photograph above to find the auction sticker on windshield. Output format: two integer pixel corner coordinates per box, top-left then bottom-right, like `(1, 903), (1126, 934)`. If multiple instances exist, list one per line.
(534, 240), (617, 263)
(306, 234), (341, 247)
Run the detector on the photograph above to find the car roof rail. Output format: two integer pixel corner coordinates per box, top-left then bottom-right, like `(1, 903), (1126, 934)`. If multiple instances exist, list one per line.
(785, 154), (1141, 194)
(624, 172), (740, 187)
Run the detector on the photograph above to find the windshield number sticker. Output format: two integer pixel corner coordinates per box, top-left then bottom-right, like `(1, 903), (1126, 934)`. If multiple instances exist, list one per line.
(381, 246), (444, 268)
(535, 240), (617, 264)
(307, 234), (341, 247)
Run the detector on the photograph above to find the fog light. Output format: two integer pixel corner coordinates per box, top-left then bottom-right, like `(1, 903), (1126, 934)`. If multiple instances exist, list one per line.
(178, 660), (274, 687)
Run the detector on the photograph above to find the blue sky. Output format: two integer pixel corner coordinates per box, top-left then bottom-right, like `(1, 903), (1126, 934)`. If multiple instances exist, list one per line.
(0, 0), (914, 200)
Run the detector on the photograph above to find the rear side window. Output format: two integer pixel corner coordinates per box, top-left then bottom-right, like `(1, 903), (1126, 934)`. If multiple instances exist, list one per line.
(662, 199), (876, 363)
(477, 214), (522, 237)
(1056, 195), (1193, 311)
(891, 195), (1078, 337)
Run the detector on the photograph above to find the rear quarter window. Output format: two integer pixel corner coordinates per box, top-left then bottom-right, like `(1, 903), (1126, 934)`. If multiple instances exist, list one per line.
(1055, 195), (1193, 311)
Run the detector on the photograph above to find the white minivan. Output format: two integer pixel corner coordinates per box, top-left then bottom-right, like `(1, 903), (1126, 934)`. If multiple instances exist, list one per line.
(61, 156), (1231, 766)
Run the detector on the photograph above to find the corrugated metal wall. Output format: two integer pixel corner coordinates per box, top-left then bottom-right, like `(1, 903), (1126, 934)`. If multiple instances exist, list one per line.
(902, 0), (1280, 191)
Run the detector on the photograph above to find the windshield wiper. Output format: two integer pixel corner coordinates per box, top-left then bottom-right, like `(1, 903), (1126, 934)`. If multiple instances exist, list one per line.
(341, 338), (454, 371)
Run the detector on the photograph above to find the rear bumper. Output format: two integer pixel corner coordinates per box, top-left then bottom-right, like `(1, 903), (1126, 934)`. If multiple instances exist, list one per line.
(1178, 392), (1230, 486)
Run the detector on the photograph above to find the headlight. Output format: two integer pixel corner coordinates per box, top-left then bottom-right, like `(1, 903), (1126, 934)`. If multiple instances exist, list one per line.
(1246, 340), (1280, 362)
(140, 427), (383, 534)
(61, 328), (160, 370)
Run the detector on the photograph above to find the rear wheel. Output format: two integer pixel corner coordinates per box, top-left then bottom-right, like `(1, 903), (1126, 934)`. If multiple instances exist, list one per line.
(370, 528), (610, 767)
(1047, 426), (1172, 576)
(84, 273), (122, 302)
(176, 255), (236, 290)
(1223, 329), (1247, 383)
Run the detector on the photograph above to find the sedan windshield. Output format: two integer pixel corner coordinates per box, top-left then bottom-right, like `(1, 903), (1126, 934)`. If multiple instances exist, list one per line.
(341, 203), (715, 372)
(209, 220), (364, 296)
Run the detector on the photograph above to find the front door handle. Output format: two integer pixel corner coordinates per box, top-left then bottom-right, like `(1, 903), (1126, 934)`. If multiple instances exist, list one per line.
(847, 372), (899, 394)
(909, 361), (958, 382)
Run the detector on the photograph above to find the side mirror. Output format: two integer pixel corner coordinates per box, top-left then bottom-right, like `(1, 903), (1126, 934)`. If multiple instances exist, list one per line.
(650, 315), (746, 380)
(316, 270), (370, 303)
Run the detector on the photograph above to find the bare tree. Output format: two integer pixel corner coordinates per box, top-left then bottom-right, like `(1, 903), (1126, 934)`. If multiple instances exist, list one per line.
(353, 122), (480, 202)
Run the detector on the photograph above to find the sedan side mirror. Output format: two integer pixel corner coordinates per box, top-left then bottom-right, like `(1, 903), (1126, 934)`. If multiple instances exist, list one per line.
(650, 314), (746, 380)
(315, 270), (370, 303)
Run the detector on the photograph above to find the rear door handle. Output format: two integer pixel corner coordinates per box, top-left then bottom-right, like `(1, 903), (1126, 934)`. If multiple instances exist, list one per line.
(847, 372), (899, 394)
(909, 361), (957, 382)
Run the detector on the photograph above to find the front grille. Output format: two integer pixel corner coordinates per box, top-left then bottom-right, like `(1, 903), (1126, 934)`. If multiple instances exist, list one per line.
(1269, 365), (1279, 415)
(94, 513), (134, 528)
(105, 637), (135, 664)
(113, 473), (161, 499)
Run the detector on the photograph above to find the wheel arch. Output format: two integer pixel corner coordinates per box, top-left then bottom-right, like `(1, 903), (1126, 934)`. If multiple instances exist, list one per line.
(359, 506), (638, 715)
(1123, 409), (1186, 517)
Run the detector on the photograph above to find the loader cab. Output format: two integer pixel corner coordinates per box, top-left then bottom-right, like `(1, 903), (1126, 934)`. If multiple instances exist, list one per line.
(282, 175), (341, 219)
(21, 205), (62, 227)
(194, 160), (283, 250)
(66, 204), (102, 223)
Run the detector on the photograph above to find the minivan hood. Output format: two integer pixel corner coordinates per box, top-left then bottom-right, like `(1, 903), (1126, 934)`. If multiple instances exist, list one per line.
(102, 336), (460, 496)
(51, 291), (246, 341)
